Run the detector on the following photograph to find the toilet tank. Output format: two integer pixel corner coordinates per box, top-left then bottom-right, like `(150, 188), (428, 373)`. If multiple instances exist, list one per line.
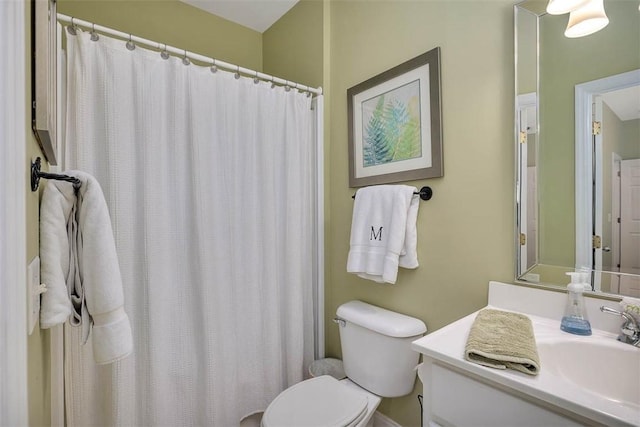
(336, 300), (427, 398)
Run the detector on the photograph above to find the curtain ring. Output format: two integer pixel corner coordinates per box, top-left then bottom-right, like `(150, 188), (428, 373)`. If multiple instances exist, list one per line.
(67, 17), (77, 35)
(210, 58), (218, 73)
(126, 34), (135, 51)
(234, 65), (241, 80)
(90, 23), (99, 41)
(285, 81), (291, 92)
(253, 71), (260, 85)
(182, 50), (190, 66)
(270, 76), (276, 89)
(159, 43), (169, 60)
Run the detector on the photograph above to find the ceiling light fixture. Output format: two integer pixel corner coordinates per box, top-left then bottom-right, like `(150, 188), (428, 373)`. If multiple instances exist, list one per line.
(564, 0), (609, 38)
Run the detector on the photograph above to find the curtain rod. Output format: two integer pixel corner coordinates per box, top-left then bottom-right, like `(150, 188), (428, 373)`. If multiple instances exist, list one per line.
(57, 13), (323, 96)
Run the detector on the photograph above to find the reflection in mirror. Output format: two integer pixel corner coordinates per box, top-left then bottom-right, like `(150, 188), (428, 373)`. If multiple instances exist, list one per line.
(575, 71), (640, 295)
(514, 0), (640, 296)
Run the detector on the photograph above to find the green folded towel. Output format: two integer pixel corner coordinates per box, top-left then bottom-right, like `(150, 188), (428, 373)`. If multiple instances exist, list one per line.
(464, 309), (540, 376)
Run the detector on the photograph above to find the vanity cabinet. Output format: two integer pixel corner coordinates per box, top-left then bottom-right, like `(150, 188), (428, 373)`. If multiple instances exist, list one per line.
(412, 282), (638, 427)
(419, 361), (586, 427)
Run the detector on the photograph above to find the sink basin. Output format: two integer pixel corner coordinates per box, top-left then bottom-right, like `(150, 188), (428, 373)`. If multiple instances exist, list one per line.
(537, 338), (640, 409)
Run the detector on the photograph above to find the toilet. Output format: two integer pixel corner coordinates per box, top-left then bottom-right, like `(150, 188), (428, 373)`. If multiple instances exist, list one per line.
(262, 300), (427, 427)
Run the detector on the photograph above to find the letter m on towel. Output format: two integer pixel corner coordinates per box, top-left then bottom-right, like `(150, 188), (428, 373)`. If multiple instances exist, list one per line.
(370, 226), (383, 241)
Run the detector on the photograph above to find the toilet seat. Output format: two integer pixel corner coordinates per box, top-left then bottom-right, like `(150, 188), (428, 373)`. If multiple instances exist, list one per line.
(262, 376), (369, 427)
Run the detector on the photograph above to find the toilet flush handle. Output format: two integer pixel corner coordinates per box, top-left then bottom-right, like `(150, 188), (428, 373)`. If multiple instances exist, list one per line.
(333, 317), (346, 327)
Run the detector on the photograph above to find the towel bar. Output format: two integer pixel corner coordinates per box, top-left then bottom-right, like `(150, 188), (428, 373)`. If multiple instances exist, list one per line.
(352, 186), (432, 201)
(31, 157), (81, 192)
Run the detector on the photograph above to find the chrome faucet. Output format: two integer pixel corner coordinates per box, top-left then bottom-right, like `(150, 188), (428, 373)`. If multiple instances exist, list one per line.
(600, 306), (640, 347)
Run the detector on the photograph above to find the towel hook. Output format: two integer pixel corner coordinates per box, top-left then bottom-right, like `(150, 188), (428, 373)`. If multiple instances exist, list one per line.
(31, 157), (81, 193)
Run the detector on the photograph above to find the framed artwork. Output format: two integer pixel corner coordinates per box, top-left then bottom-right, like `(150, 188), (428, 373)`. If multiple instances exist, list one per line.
(347, 47), (443, 187)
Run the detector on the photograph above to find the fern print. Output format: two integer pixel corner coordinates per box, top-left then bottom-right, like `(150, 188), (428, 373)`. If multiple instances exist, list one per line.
(363, 95), (394, 166)
(361, 80), (422, 168)
(393, 95), (422, 161)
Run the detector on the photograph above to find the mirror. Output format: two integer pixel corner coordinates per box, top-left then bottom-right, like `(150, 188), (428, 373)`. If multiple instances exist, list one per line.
(515, 0), (640, 296)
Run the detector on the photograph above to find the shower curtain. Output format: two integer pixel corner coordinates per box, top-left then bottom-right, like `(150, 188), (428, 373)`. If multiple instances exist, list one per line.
(63, 30), (316, 426)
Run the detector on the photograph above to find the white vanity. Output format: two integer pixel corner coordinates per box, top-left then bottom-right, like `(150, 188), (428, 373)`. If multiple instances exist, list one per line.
(412, 282), (640, 427)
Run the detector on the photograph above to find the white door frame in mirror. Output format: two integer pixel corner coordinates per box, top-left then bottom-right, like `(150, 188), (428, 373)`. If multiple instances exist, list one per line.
(0, 0), (28, 425)
(517, 92), (537, 276)
(575, 69), (640, 290)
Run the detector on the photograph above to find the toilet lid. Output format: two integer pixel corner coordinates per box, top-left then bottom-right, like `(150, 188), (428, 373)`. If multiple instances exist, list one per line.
(262, 376), (368, 427)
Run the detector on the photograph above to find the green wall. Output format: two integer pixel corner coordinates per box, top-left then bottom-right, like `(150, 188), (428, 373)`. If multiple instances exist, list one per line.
(538, 0), (640, 268)
(265, 6), (517, 422)
(57, 0), (263, 70)
(263, 0), (323, 89)
(326, 1), (514, 425)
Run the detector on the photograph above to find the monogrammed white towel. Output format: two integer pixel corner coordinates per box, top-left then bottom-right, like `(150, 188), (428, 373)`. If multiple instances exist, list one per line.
(347, 185), (419, 284)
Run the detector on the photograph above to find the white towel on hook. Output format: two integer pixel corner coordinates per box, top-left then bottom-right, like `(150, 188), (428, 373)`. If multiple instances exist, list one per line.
(347, 185), (419, 284)
(40, 171), (133, 364)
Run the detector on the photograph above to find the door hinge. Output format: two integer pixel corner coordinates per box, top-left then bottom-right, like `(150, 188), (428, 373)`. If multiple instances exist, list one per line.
(617, 217), (621, 224)
(592, 235), (602, 249)
(520, 233), (526, 245)
(592, 121), (601, 135)
(519, 131), (527, 144)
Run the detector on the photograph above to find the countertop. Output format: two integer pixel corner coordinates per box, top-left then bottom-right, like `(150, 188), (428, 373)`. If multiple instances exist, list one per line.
(412, 282), (640, 427)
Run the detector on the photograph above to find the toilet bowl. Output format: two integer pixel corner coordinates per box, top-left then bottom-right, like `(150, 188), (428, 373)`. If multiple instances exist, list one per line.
(261, 301), (426, 427)
(261, 376), (380, 427)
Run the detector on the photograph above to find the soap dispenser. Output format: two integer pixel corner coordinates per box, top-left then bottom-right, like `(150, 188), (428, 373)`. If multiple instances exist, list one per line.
(560, 272), (592, 336)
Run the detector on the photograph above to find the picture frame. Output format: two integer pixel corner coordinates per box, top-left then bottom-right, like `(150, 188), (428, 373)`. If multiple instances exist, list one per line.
(347, 47), (443, 187)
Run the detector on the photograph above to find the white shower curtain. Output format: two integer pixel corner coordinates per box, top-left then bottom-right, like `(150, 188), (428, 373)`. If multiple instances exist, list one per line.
(63, 30), (317, 426)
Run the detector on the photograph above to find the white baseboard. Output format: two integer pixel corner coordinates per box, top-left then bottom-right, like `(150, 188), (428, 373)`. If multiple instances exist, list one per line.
(373, 411), (402, 427)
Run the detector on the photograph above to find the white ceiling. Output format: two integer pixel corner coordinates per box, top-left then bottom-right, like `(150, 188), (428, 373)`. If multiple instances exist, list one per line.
(601, 85), (640, 121)
(179, 0), (299, 33)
